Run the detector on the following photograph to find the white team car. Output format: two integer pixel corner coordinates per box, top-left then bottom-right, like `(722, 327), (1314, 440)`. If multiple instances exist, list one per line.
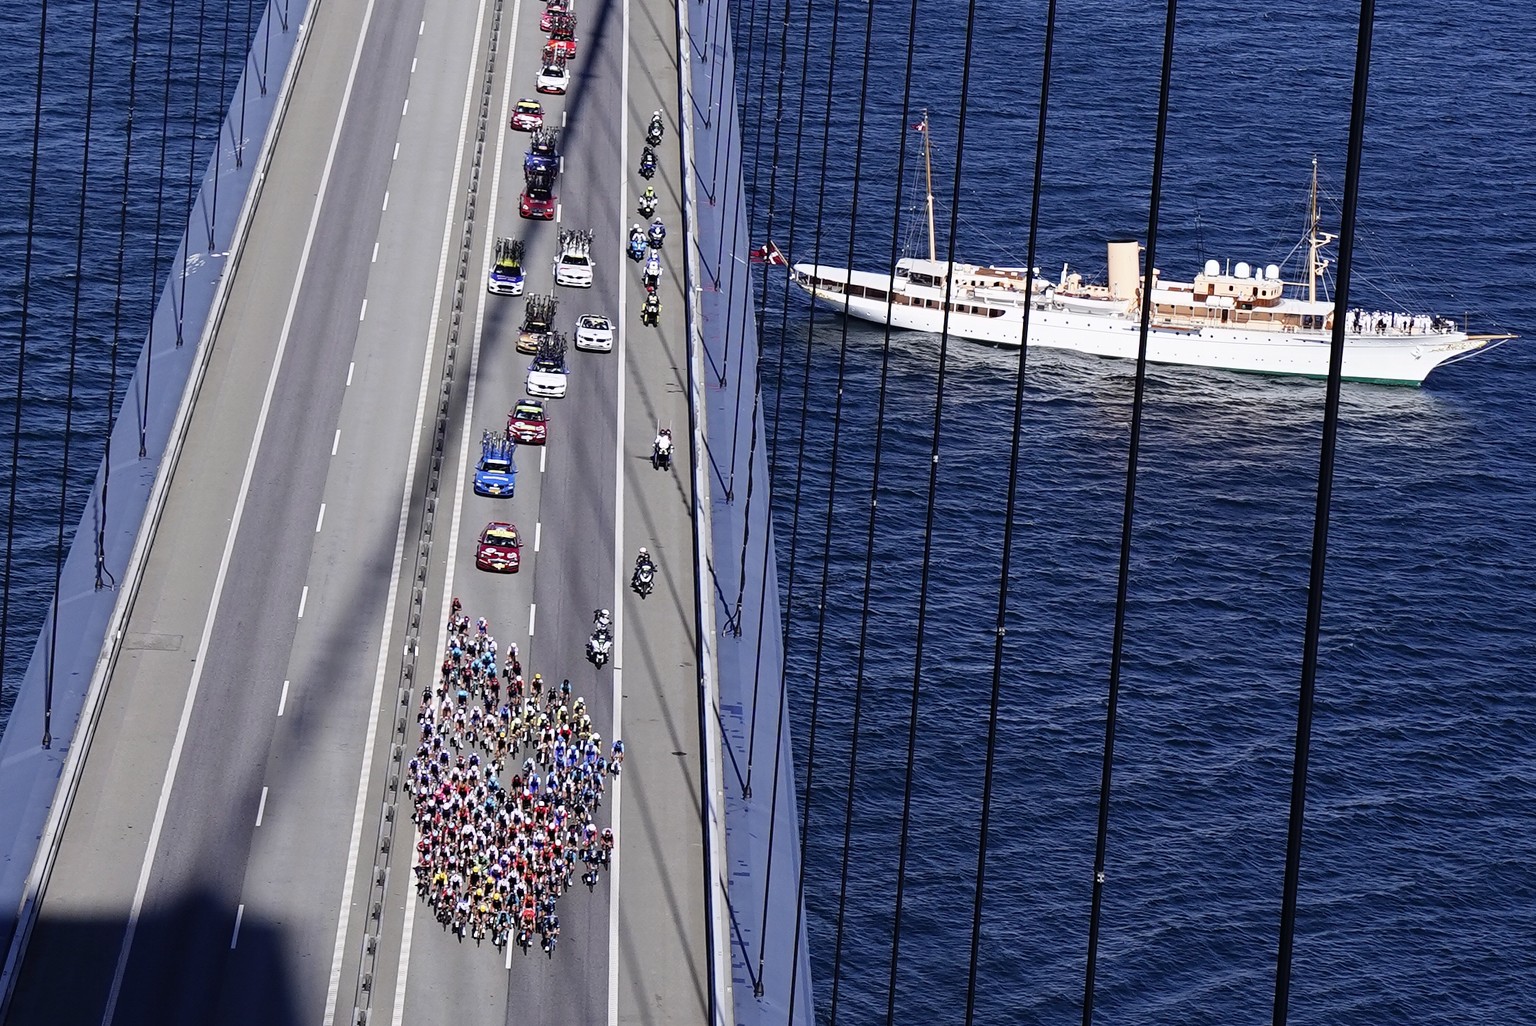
(574, 314), (615, 352)
(536, 64), (570, 95)
(526, 353), (569, 398)
(555, 249), (594, 289)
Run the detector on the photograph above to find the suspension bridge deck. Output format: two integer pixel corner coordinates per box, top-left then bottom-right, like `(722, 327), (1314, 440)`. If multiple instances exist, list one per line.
(1, 0), (715, 1021)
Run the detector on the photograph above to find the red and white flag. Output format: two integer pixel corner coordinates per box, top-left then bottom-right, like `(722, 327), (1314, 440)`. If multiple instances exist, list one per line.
(751, 241), (789, 266)
(912, 121), (926, 132)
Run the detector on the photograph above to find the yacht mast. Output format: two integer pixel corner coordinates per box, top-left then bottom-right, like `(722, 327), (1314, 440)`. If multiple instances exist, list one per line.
(1305, 156), (1335, 305)
(921, 110), (937, 263)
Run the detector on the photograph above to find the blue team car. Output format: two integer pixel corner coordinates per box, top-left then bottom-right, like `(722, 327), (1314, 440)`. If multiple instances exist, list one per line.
(473, 431), (518, 497)
(487, 236), (525, 295)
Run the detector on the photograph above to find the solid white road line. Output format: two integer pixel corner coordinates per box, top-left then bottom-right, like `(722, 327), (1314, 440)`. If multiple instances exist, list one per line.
(389, 3), (518, 1020)
(229, 905), (245, 950)
(255, 787), (268, 827)
(277, 680), (289, 717)
(316, 503), (326, 533)
(609, 2), (630, 1021)
(96, 0), (383, 1012)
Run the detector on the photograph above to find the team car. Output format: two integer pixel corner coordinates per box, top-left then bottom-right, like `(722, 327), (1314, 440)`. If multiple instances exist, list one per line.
(520, 187), (556, 220)
(508, 399), (549, 445)
(526, 333), (570, 399)
(518, 295), (556, 354)
(574, 313), (614, 352)
(539, 0), (570, 32)
(536, 47), (570, 94)
(472, 432), (518, 497)
(554, 228), (594, 288)
(546, 12), (578, 57)
(509, 98), (545, 131)
(475, 522), (523, 573)
(486, 237), (525, 295)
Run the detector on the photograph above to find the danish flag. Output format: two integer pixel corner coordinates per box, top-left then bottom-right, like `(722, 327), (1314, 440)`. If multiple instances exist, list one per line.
(751, 241), (789, 266)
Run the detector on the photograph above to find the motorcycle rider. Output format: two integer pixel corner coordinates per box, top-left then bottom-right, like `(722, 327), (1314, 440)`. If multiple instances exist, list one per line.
(629, 223), (644, 246)
(648, 219), (666, 245)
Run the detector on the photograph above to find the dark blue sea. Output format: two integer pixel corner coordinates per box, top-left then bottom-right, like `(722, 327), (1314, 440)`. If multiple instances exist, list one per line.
(0, 0), (265, 724)
(741, 1), (1535, 1024)
(1, 0), (1533, 1023)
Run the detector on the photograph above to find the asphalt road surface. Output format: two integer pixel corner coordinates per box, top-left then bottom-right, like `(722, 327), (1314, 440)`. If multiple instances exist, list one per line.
(3, 0), (707, 1022)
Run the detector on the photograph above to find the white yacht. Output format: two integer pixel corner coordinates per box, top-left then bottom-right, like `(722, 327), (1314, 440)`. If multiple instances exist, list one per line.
(789, 116), (1512, 386)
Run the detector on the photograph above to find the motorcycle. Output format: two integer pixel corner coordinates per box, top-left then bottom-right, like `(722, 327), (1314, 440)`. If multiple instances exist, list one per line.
(647, 220), (666, 248)
(638, 147), (657, 179)
(641, 298), (659, 327)
(586, 630), (611, 667)
(651, 427), (673, 470)
(633, 560), (655, 597)
(643, 250), (661, 288)
(638, 193), (657, 218)
(628, 233), (647, 262)
(645, 123), (663, 148)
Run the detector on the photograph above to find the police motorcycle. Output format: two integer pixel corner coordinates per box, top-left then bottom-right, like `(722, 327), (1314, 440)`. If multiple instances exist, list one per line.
(651, 426), (673, 470)
(638, 145), (657, 180)
(640, 293), (660, 327)
(627, 224), (647, 262)
(638, 186), (657, 218)
(632, 548), (656, 598)
(587, 608), (613, 667)
(646, 110), (664, 147)
(643, 249), (662, 289)
(647, 219), (666, 248)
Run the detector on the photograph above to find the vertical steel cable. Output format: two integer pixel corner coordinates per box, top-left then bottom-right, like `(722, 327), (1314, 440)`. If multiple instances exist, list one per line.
(207, 0), (232, 246)
(963, 3), (1058, 1021)
(100, 0), (147, 590)
(1, 0), (49, 718)
(237, 0), (255, 166)
(1273, 5), (1376, 1022)
(884, 0), (983, 1017)
(1081, 3), (1179, 1023)
(175, 0), (209, 346)
(48, 0), (108, 747)
(732, 0), (793, 496)
(785, 0), (877, 1016)
(751, 0), (844, 994)
(740, 0), (815, 779)
(826, 0), (922, 1018)
(140, 0), (180, 456)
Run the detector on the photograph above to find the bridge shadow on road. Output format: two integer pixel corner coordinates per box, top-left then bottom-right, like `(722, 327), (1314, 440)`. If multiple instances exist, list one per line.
(5, 891), (304, 1026)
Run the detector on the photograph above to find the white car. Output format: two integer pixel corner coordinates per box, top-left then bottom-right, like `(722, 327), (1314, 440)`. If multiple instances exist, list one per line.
(555, 251), (593, 288)
(574, 314), (614, 352)
(536, 65), (569, 95)
(526, 354), (569, 398)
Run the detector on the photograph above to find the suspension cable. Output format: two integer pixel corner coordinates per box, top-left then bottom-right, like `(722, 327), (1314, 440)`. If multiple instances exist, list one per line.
(963, 3), (1059, 1022)
(785, 0), (878, 1015)
(740, 0), (814, 788)
(826, 0), (922, 1018)
(1081, 3), (1179, 1023)
(884, 0), (984, 1017)
(1273, 4), (1376, 1022)
(752, 0), (845, 994)
(140, 0), (180, 457)
(175, 0), (210, 346)
(100, 0), (147, 591)
(48, 0), (109, 749)
(1, 0), (50, 721)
